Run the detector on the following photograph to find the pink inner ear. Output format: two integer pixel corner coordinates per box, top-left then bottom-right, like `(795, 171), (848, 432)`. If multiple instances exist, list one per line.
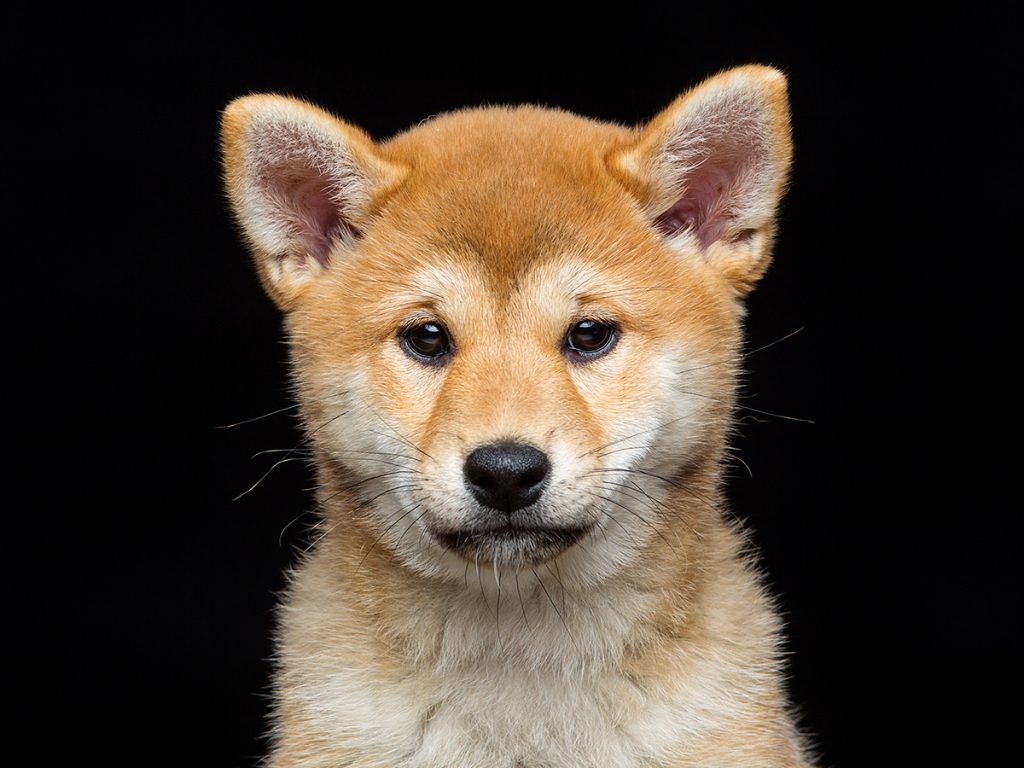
(654, 161), (735, 249)
(266, 167), (355, 268)
(654, 199), (701, 240)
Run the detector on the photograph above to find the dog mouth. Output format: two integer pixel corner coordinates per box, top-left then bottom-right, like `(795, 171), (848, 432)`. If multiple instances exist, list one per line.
(431, 523), (591, 564)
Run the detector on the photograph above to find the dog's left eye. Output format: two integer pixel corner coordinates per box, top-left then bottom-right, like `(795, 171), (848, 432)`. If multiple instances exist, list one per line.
(565, 320), (618, 359)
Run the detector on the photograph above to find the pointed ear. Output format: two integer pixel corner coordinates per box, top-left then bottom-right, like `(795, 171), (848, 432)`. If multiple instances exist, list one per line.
(220, 95), (407, 310)
(609, 65), (793, 295)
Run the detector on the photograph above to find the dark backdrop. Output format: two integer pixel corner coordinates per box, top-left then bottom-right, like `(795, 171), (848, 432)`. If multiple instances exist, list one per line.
(16, 5), (1018, 766)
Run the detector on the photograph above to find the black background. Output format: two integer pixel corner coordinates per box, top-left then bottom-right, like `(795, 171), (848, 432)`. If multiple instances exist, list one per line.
(15, 5), (1019, 766)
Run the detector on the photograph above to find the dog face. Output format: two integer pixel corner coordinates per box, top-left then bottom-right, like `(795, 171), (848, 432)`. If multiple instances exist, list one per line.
(221, 67), (791, 584)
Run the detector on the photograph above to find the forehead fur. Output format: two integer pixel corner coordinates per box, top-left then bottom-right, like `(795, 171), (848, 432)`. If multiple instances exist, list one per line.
(368, 107), (653, 282)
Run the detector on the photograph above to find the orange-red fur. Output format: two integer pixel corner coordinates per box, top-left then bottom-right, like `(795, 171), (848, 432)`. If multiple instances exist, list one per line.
(222, 65), (813, 767)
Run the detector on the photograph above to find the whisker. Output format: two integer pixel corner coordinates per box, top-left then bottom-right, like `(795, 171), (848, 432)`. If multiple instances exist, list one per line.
(586, 467), (713, 533)
(343, 469), (420, 495)
(587, 499), (644, 550)
(585, 489), (674, 551)
(215, 403), (299, 429)
(494, 559), (503, 653)
(732, 402), (814, 424)
(339, 456), (420, 472)
(358, 396), (436, 462)
(247, 405), (355, 492)
(544, 560), (597, 622)
(252, 447), (313, 459)
(234, 456), (311, 501)
(305, 482), (420, 551)
(532, 567), (579, 652)
(723, 447), (754, 478)
(357, 499), (426, 571)
(343, 449), (419, 464)
(675, 326), (805, 377)
(515, 569), (532, 632)
(595, 480), (661, 517)
(241, 420), (417, 504)
(599, 477), (702, 541)
(305, 407), (354, 438)
(252, 447), (416, 475)
(744, 326), (805, 356)
(551, 559), (566, 616)
(395, 507), (430, 549)
(475, 553), (488, 618)
(580, 415), (690, 459)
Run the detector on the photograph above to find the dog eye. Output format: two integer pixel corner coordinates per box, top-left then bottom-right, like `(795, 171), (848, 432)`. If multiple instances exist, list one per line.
(401, 321), (452, 362)
(565, 320), (618, 359)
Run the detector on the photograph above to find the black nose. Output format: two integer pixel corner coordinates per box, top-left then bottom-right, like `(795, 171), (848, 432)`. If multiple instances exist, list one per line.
(464, 442), (551, 513)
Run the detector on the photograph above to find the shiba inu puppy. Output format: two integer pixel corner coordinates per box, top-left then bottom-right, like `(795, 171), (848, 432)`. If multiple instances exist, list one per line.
(221, 65), (813, 767)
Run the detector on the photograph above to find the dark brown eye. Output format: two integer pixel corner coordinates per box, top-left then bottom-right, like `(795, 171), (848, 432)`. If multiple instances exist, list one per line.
(401, 321), (452, 362)
(565, 319), (617, 358)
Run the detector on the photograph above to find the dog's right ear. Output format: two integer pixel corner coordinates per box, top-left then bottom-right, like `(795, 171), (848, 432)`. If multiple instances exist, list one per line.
(220, 95), (407, 310)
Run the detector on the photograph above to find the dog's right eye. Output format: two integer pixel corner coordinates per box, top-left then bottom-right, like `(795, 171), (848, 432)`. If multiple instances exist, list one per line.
(400, 321), (452, 363)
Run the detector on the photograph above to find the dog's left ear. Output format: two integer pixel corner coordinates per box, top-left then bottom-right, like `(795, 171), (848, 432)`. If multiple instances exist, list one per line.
(609, 65), (793, 295)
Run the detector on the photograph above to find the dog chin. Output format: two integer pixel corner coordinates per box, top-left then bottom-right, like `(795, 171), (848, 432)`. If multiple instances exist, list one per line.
(429, 524), (592, 566)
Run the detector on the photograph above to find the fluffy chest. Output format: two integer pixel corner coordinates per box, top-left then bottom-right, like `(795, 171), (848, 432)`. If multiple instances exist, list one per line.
(414, 663), (657, 768)
(286, 590), (744, 768)
(300, 656), (686, 768)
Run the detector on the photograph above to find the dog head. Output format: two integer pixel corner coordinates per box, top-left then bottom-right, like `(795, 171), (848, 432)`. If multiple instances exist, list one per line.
(221, 66), (792, 585)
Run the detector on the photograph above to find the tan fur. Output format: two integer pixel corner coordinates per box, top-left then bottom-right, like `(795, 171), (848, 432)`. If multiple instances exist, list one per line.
(222, 65), (814, 767)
